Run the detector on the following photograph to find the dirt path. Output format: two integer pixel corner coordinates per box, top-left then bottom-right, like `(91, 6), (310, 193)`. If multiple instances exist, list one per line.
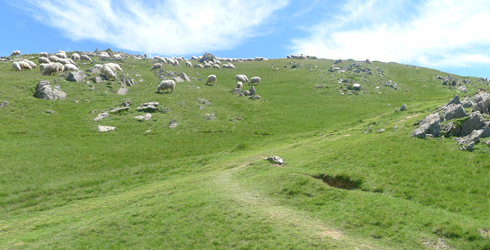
(395, 114), (419, 124)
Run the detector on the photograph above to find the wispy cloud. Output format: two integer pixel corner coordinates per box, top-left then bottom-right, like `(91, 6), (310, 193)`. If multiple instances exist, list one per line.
(290, 0), (490, 68)
(18, 0), (289, 55)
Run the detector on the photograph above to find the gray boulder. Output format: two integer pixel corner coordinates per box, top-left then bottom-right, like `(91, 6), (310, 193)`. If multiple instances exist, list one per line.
(333, 59), (342, 64)
(66, 71), (86, 82)
(181, 72), (190, 82)
(412, 113), (440, 138)
(459, 129), (482, 147)
(199, 53), (215, 63)
(169, 120), (178, 128)
(34, 80), (66, 100)
(444, 104), (467, 121)
(456, 112), (485, 136)
(445, 95), (461, 107)
(135, 113), (151, 120)
(173, 76), (184, 83)
(137, 102), (159, 112)
(249, 86), (256, 96)
(92, 76), (104, 83)
(86, 67), (100, 74)
(120, 75), (135, 87)
(458, 86), (467, 93)
(479, 122), (490, 138)
(399, 104), (407, 111)
(204, 113), (215, 120)
(462, 100), (473, 108)
(472, 92), (490, 114)
(117, 86), (129, 95)
(94, 111), (109, 121)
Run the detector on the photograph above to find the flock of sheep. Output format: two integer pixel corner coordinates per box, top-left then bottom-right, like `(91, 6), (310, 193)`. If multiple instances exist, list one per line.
(8, 49), (262, 96)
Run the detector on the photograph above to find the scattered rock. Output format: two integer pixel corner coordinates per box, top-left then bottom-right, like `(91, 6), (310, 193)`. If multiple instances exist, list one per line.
(204, 113), (215, 120)
(445, 95), (461, 107)
(333, 59), (342, 64)
(458, 129), (482, 148)
(249, 86), (256, 96)
(94, 111), (109, 121)
(444, 104), (467, 121)
(169, 120), (178, 128)
(199, 105), (205, 109)
(198, 98), (211, 105)
(86, 67), (100, 74)
(377, 129), (385, 133)
(181, 72), (190, 82)
(265, 156), (285, 165)
(412, 113), (440, 138)
(0, 101), (8, 108)
(135, 113), (151, 120)
(66, 71), (86, 82)
(137, 102), (159, 112)
(457, 112), (485, 136)
(120, 75), (135, 87)
(365, 125), (372, 134)
(120, 101), (131, 107)
(110, 107), (129, 113)
(34, 80), (66, 100)
(173, 76), (184, 83)
(117, 86), (129, 95)
(97, 125), (115, 132)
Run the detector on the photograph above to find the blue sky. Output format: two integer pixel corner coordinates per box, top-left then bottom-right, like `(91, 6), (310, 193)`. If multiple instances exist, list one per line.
(2, 0), (490, 78)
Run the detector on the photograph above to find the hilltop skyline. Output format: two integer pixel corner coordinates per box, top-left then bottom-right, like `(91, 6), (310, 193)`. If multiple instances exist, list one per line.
(2, 0), (490, 78)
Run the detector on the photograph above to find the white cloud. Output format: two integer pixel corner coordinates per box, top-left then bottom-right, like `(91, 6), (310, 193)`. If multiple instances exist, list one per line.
(20, 0), (289, 55)
(291, 0), (490, 68)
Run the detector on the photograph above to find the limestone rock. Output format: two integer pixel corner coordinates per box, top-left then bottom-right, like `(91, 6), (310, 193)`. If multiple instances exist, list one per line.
(199, 53), (215, 63)
(137, 102), (159, 112)
(117, 86), (129, 95)
(66, 71), (86, 82)
(249, 86), (256, 96)
(204, 113), (215, 120)
(92, 76), (104, 83)
(135, 113), (151, 120)
(445, 95), (461, 107)
(333, 59), (342, 64)
(198, 98), (211, 105)
(0, 101), (8, 108)
(180, 72), (190, 82)
(34, 80), (66, 100)
(94, 111), (108, 121)
(173, 76), (184, 83)
(169, 119), (178, 128)
(458, 112), (485, 136)
(97, 125), (115, 132)
(110, 107), (129, 113)
(462, 100), (473, 108)
(86, 67), (100, 74)
(472, 92), (490, 114)
(265, 156), (285, 165)
(412, 113), (440, 138)
(444, 104), (467, 121)
(399, 104), (407, 111)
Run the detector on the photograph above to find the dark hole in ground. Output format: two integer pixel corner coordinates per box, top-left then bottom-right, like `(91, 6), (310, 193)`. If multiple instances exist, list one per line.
(312, 174), (362, 190)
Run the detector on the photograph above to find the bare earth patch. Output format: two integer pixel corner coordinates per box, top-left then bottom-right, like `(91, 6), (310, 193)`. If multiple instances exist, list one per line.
(319, 230), (343, 240)
(422, 238), (450, 250)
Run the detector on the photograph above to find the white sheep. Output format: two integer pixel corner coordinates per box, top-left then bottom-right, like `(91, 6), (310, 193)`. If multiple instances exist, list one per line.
(57, 58), (70, 65)
(80, 54), (92, 62)
(56, 52), (67, 58)
(249, 76), (261, 85)
(194, 64), (204, 68)
(191, 56), (198, 60)
(67, 58), (77, 65)
(235, 74), (249, 83)
(19, 61), (32, 70)
(64, 64), (79, 71)
(22, 60), (37, 69)
(39, 52), (48, 58)
(42, 63), (63, 75)
(12, 62), (21, 71)
(157, 80), (176, 93)
(39, 57), (50, 64)
(101, 65), (117, 80)
(105, 63), (122, 72)
(39, 63), (49, 73)
(213, 64), (221, 69)
(10, 50), (21, 57)
(186, 61), (192, 68)
(94, 64), (104, 69)
(206, 75), (217, 85)
(71, 53), (80, 61)
(204, 62), (211, 68)
(48, 55), (59, 62)
(151, 63), (163, 71)
(236, 82), (243, 89)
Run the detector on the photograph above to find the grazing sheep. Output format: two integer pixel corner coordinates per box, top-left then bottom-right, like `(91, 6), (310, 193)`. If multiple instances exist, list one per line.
(57, 59), (70, 65)
(186, 61), (192, 68)
(58, 50), (65, 53)
(56, 52), (67, 58)
(101, 65), (117, 80)
(194, 64), (204, 68)
(71, 53), (80, 61)
(204, 62), (211, 68)
(64, 64), (79, 71)
(105, 63), (122, 72)
(10, 50), (21, 57)
(23, 60), (37, 69)
(42, 63), (63, 75)
(213, 64), (221, 69)
(157, 80), (176, 93)
(39, 52), (48, 58)
(191, 56), (198, 60)
(249, 76), (261, 85)
(49, 55), (59, 62)
(80, 54), (92, 62)
(12, 62), (21, 71)
(39, 63), (49, 73)
(236, 74), (249, 83)
(206, 75), (217, 85)
(67, 58), (77, 65)
(19, 61), (32, 70)
(39, 57), (50, 64)
(151, 63), (163, 71)
(93, 64), (104, 69)
(236, 82), (243, 89)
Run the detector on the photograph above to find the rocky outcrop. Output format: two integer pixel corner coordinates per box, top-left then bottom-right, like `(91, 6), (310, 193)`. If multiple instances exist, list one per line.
(455, 112), (485, 136)
(472, 92), (490, 114)
(137, 102), (159, 112)
(34, 80), (66, 100)
(444, 104), (467, 121)
(412, 113), (440, 138)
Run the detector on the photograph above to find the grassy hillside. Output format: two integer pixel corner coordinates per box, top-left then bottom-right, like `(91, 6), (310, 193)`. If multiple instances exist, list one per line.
(1, 52), (490, 249)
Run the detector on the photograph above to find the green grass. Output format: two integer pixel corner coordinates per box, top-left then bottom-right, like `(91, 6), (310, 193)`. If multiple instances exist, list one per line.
(1, 53), (490, 249)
